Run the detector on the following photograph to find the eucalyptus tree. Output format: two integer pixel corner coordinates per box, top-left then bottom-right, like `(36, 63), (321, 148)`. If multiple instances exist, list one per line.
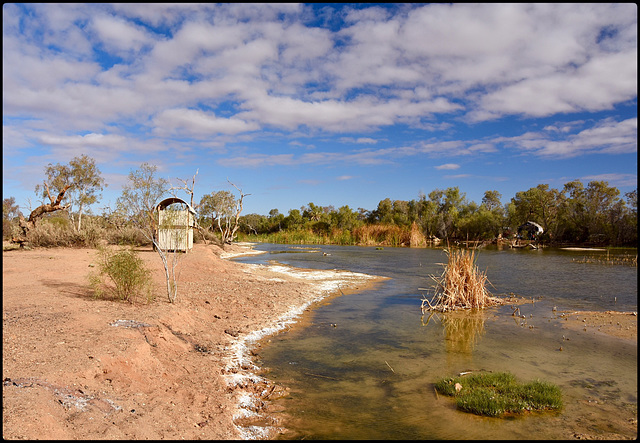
(331, 205), (361, 231)
(583, 181), (622, 242)
(198, 181), (249, 244)
(267, 208), (285, 232)
(283, 208), (304, 230)
(67, 155), (106, 230)
(199, 190), (236, 233)
(14, 160), (75, 244)
(3, 197), (21, 240)
(560, 180), (589, 242)
(33, 154), (106, 231)
(428, 187), (466, 240)
(621, 189), (637, 245)
(116, 163), (169, 236)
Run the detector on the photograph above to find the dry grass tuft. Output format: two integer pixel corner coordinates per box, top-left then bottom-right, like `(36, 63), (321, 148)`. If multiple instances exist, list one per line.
(422, 248), (505, 313)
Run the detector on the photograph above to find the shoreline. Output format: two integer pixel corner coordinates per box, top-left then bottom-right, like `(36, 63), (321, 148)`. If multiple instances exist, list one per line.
(2, 242), (635, 440)
(1, 242), (386, 440)
(219, 248), (387, 439)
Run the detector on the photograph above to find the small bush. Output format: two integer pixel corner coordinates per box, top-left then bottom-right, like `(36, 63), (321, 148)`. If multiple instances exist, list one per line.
(88, 246), (153, 303)
(434, 371), (563, 417)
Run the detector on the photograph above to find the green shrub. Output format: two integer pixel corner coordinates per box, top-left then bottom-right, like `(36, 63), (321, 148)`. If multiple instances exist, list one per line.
(434, 371), (562, 417)
(88, 246), (154, 303)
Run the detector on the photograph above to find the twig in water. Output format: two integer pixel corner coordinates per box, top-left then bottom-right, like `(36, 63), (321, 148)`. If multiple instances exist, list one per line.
(304, 372), (339, 380)
(385, 360), (395, 373)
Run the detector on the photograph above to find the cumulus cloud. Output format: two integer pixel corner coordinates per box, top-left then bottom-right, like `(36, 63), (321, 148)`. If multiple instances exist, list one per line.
(581, 173), (637, 188)
(2, 3), (636, 205)
(4, 3), (636, 135)
(153, 108), (260, 136)
(496, 117), (637, 158)
(436, 163), (460, 170)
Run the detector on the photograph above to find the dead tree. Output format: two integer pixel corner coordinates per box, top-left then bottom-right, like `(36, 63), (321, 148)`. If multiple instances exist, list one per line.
(14, 183), (73, 246)
(169, 169), (209, 244)
(223, 179), (250, 244)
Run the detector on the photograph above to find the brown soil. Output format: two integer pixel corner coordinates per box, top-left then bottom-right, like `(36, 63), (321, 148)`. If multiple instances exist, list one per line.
(2, 242), (381, 440)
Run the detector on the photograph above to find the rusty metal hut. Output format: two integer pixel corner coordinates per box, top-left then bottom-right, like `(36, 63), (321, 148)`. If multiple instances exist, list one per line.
(154, 197), (196, 251)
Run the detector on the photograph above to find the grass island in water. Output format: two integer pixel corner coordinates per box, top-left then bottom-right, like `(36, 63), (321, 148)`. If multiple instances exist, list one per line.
(435, 371), (563, 417)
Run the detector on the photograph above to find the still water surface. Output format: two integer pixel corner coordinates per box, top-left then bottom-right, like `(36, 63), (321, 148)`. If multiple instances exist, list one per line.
(233, 244), (637, 439)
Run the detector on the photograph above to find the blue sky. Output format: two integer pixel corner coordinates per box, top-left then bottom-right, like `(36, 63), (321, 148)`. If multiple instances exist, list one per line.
(2, 3), (637, 217)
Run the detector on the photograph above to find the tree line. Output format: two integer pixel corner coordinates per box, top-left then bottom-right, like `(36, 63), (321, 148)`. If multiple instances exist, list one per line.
(236, 183), (637, 247)
(3, 154), (638, 248)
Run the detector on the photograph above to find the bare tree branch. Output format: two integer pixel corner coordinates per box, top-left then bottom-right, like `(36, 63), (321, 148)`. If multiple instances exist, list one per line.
(170, 169), (199, 209)
(14, 183), (73, 246)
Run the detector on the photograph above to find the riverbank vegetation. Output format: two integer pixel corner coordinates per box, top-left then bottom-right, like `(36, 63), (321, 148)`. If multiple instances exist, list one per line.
(236, 182), (636, 248)
(434, 371), (563, 417)
(3, 155), (637, 249)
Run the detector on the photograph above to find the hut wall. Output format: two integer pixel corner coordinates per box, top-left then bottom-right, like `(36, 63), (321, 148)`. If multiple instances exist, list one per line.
(157, 209), (193, 251)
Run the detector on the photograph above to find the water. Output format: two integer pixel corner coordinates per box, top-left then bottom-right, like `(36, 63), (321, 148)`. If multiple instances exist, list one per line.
(232, 244), (637, 439)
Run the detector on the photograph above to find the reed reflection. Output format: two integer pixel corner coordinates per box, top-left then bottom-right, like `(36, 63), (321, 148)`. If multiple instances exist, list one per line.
(422, 310), (487, 354)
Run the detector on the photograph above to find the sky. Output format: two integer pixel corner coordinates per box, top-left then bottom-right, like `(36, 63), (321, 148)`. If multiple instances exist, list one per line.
(2, 3), (637, 217)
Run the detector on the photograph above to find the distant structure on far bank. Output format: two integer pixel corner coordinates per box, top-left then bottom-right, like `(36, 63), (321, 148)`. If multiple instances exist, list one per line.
(517, 221), (544, 240)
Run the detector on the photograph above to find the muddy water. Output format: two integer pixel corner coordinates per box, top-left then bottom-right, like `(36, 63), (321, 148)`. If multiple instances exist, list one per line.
(233, 245), (637, 439)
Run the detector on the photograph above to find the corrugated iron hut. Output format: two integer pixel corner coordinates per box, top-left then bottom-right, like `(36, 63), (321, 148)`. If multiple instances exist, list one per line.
(517, 221), (544, 240)
(154, 197), (196, 251)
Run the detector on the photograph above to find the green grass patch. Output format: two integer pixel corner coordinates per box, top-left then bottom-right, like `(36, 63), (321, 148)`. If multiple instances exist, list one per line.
(434, 371), (562, 417)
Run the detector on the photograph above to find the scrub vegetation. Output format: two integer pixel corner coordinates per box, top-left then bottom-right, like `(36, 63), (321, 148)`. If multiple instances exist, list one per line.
(237, 182), (637, 247)
(435, 371), (563, 417)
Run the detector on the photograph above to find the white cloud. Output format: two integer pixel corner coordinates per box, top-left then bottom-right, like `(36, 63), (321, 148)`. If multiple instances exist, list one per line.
(4, 3), (636, 137)
(91, 14), (155, 55)
(2, 2), (636, 203)
(436, 164), (460, 170)
(581, 173), (637, 188)
(39, 133), (127, 148)
(153, 108), (259, 136)
(475, 50), (637, 120)
(495, 117), (637, 158)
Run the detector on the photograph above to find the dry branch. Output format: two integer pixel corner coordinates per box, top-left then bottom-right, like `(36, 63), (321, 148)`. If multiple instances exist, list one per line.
(14, 183), (73, 245)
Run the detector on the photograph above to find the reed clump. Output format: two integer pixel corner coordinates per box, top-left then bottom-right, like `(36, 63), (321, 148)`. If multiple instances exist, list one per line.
(422, 247), (504, 312)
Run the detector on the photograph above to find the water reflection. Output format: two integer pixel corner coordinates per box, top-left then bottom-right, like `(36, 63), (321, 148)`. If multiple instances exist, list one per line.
(442, 311), (487, 354)
(422, 310), (488, 354)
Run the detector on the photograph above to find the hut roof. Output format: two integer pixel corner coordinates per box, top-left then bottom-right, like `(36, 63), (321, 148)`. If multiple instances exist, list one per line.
(519, 220), (544, 234)
(155, 197), (196, 214)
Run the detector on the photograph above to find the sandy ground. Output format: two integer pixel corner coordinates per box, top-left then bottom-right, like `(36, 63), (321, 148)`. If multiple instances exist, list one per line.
(2, 242), (636, 440)
(2, 242), (380, 440)
(558, 310), (637, 342)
